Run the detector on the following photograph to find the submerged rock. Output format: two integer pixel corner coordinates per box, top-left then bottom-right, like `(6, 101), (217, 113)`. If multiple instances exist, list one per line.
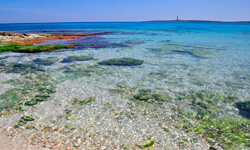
(98, 57), (143, 66)
(24, 100), (38, 106)
(21, 116), (35, 121)
(136, 139), (154, 149)
(133, 89), (168, 102)
(33, 57), (59, 66)
(235, 101), (250, 118)
(61, 56), (94, 63)
(133, 93), (151, 101)
(6, 63), (44, 74)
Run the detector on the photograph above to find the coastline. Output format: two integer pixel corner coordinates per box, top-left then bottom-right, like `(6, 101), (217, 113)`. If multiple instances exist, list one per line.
(144, 20), (250, 23)
(0, 31), (110, 53)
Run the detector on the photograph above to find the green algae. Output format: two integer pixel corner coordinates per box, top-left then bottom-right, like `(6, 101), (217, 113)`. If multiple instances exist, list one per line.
(5, 63), (44, 75)
(133, 93), (151, 101)
(120, 144), (129, 150)
(24, 100), (38, 106)
(65, 124), (72, 128)
(66, 115), (76, 120)
(21, 116), (35, 121)
(1, 71), (55, 111)
(39, 88), (56, 94)
(194, 117), (250, 149)
(0, 89), (21, 112)
(152, 93), (167, 101)
(78, 97), (95, 105)
(133, 89), (168, 102)
(26, 125), (35, 129)
(136, 139), (154, 149)
(33, 96), (49, 102)
(99, 57), (143, 66)
(0, 43), (76, 53)
(14, 116), (35, 128)
(174, 90), (249, 149)
(65, 109), (72, 114)
(61, 56), (94, 63)
(24, 94), (51, 106)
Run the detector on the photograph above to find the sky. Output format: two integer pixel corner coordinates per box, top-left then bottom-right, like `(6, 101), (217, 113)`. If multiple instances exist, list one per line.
(0, 0), (249, 23)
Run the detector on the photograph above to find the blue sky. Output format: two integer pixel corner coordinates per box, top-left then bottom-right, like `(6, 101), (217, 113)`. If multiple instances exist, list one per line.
(0, 0), (249, 23)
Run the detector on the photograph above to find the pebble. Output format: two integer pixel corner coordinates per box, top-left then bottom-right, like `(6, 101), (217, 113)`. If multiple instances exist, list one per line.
(72, 138), (81, 147)
(100, 146), (107, 150)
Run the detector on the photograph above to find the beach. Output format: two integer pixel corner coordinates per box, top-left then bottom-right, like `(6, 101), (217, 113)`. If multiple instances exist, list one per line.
(0, 22), (249, 150)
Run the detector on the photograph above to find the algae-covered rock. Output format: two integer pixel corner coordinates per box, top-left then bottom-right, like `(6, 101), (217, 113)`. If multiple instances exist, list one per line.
(61, 56), (94, 63)
(133, 93), (151, 101)
(24, 100), (38, 106)
(6, 63), (44, 75)
(0, 43), (76, 53)
(21, 116), (35, 121)
(33, 57), (59, 66)
(33, 96), (49, 102)
(39, 88), (56, 94)
(0, 89), (21, 112)
(133, 89), (168, 102)
(98, 57), (143, 66)
(25, 95), (50, 105)
(136, 139), (154, 149)
(235, 101), (250, 119)
(152, 93), (167, 101)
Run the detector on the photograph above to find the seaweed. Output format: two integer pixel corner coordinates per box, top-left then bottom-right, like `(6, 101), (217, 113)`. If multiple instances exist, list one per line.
(98, 57), (143, 66)
(0, 89), (21, 112)
(24, 100), (38, 106)
(21, 116), (35, 121)
(194, 117), (250, 149)
(136, 139), (154, 149)
(175, 90), (249, 149)
(133, 89), (168, 102)
(0, 43), (76, 53)
(14, 116), (35, 128)
(78, 97), (95, 105)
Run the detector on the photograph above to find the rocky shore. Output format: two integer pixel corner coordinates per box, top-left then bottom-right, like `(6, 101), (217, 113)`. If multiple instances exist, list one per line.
(0, 32), (48, 43)
(0, 31), (110, 53)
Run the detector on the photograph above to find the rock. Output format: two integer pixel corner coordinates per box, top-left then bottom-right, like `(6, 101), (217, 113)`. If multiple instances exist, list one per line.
(33, 57), (59, 66)
(98, 57), (143, 66)
(72, 138), (81, 147)
(100, 146), (107, 150)
(235, 101), (250, 119)
(136, 139), (154, 149)
(21, 116), (35, 121)
(61, 56), (94, 63)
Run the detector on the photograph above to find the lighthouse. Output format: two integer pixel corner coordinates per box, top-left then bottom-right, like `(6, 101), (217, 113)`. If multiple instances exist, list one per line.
(176, 15), (179, 21)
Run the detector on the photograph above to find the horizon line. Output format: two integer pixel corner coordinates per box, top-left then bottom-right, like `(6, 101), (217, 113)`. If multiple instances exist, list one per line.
(0, 20), (250, 24)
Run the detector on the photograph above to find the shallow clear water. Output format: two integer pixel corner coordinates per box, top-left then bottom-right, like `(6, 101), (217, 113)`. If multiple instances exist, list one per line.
(0, 22), (249, 149)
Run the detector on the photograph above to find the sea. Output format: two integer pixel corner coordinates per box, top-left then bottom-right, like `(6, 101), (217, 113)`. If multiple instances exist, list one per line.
(0, 22), (249, 149)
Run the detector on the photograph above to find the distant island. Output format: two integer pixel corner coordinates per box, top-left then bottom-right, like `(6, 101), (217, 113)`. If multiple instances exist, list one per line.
(144, 20), (250, 23)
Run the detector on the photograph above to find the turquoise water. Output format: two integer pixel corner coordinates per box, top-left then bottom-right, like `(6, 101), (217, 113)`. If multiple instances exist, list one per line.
(0, 22), (250, 149)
